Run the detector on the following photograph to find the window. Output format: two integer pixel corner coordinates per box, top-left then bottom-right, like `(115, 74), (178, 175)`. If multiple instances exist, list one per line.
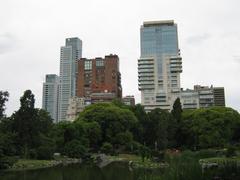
(96, 59), (104, 67)
(84, 61), (92, 70)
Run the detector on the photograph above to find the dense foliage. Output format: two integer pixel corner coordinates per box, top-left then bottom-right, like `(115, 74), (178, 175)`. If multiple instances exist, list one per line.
(0, 91), (9, 119)
(1, 90), (240, 169)
(180, 107), (240, 149)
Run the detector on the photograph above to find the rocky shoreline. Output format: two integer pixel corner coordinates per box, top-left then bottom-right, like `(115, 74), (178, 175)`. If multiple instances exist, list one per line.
(4, 158), (82, 171)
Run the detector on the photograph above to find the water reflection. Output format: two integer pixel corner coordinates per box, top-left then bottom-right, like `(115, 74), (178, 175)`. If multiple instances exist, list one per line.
(0, 162), (141, 180)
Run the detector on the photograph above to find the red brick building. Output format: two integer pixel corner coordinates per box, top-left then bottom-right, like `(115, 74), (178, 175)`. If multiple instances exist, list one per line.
(76, 54), (122, 103)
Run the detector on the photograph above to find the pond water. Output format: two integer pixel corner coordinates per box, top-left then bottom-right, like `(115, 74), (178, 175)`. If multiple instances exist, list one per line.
(0, 162), (159, 180)
(1, 161), (240, 180)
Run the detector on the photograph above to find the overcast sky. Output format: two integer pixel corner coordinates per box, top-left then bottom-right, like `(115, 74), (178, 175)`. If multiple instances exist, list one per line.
(1, 0), (240, 115)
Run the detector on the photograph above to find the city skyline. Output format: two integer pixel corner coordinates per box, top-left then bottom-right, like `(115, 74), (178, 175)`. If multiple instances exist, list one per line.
(1, 0), (240, 115)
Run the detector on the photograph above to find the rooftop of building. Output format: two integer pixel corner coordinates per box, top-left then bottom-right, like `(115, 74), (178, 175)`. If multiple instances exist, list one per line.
(80, 54), (119, 61)
(143, 20), (175, 27)
(181, 85), (225, 92)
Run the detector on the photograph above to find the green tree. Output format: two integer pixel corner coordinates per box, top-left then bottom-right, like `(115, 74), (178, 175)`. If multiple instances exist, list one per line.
(36, 134), (56, 160)
(0, 91), (9, 119)
(100, 142), (113, 155)
(139, 145), (150, 162)
(115, 131), (133, 145)
(50, 121), (89, 154)
(130, 104), (149, 144)
(171, 97), (183, 147)
(111, 98), (127, 108)
(64, 140), (87, 158)
(35, 109), (53, 134)
(76, 120), (101, 151)
(181, 107), (240, 149)
(77, 103), (137, 149)
(171, 97), (182, 123)
(11, 90), (36, 157)
(11, 90), (53, 158)
(147, 109), (171, 150)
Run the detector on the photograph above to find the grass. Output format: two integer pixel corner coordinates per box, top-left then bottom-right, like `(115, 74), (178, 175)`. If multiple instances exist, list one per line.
(199, 156), (240, 179)
(10, 159), (58, 170)
(199, 156), (240, 165)
(108, 154), (167, 169)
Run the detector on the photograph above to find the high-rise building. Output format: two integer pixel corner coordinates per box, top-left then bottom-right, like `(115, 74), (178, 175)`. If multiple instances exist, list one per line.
(138, 20), (182, 111)
(76, 54), (122, 103)
(42, 74), (59, 122)
(59, 37), (82, 121)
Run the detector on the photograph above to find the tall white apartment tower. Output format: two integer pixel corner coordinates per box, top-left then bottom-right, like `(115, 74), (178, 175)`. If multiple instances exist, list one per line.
(59, 37), (82, 121)
(138, 20), (182, 111)
(42, 74), (59, 123)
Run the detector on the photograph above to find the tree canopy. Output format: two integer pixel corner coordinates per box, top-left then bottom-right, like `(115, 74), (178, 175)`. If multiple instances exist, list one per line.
(76, 103), (137, 151)
(180, 107), (240, 149)
(1, 89), (240, 169)
(0, 91), (9, 119)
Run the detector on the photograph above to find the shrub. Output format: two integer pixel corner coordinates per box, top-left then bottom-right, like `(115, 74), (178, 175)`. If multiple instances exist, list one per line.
(139, 145), (151, 162)
(37, 146), (54, 160)
(195, 149), (217, 159)
(226, 146), (236, 157)
(64, 140), (87, 158)
(126, 141), (142, 154)
(151, 150), (165, 161)
(29, 149), (38, 159)
(0, 156), (17, 169)
(100, 142), (113, 155)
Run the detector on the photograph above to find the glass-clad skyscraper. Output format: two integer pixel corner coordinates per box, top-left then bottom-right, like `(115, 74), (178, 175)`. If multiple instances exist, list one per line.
(138, 20), (182, 111)
(59, 37), (82, 121)
(42, 74), (59, 123)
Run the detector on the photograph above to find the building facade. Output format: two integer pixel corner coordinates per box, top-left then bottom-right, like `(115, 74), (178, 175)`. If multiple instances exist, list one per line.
(66, 97), (91, 121)
(181, 85), (225, 109)
(180, 89), (200, 109)
(213, 87), (225, 107)
(76, 54), (122, 102)
(138, 20), (182, 111)
(194, 85), (215, 108)
(59, 37), (82, 121)
(122, 96), (135, 106)
(42, 74), (59, 123)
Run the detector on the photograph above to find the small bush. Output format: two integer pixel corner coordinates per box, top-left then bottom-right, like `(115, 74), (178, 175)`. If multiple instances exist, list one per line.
(195, 149), (217, 159)
(151, 150), (165, 161)
(29, 149), (38, 159)
(125, 141), (141, 154)
(64, 140), (87, 158)
(37, 146), (54, 160)
(100, 142), (113, 155)
(226, 146), (236, 157)
(0, 156), (17, 169)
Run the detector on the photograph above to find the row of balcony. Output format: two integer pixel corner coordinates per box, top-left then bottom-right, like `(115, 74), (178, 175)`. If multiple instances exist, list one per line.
(138, 85), (155, 90)
(138, 69), (154, 73)
(138, 77), (154, 82)
(170, 67), (182, 73)
(138, 81), (154, 86)
(138, 65), (154, 69)
(138, 73), (154, 77)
